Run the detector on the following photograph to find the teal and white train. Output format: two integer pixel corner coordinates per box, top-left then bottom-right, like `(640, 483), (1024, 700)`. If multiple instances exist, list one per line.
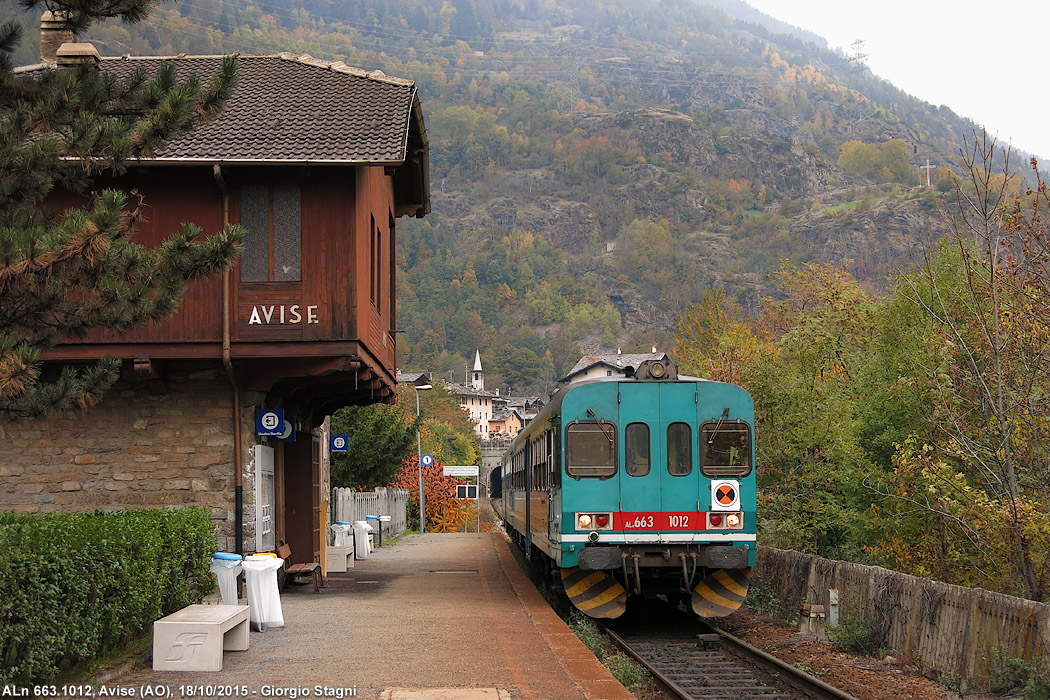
(492, 358), (756, 619)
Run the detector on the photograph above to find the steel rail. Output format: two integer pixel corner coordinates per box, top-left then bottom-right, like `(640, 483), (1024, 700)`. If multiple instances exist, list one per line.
(606, 620), (862, 700)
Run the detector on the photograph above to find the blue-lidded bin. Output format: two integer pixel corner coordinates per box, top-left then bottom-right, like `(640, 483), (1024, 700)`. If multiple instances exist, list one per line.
(365, 515), (383, 547)
(331, 521), (353, 547)
(210, 552), (243, 605)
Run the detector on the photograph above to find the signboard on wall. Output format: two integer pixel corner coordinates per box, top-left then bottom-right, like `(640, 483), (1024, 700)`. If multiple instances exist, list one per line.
(256, 409), (284, 437)
(443, 465), (480, 477)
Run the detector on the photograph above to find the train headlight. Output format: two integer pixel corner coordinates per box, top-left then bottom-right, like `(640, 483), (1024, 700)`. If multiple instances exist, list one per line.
(708, 512), (744, 530)
(576, 513), (613, 531)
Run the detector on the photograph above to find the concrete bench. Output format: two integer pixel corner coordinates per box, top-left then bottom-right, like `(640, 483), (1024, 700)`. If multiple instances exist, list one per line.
(153, 604), (250, 671)
(326, 545), (354, 573)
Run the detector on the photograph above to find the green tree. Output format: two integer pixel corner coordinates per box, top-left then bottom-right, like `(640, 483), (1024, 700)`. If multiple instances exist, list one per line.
(398, 383), (479, 467)
(871, 135), (1050, 599)
(329, 403), (417, 489)
(0, 2), (240, 417)
(750, 262), (879, 559)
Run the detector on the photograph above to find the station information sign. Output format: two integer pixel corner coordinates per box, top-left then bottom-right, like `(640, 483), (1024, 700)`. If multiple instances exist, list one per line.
(443, 465), (479, 477)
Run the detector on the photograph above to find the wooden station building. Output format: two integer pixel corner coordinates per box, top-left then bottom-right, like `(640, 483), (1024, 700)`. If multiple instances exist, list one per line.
(1, 32), (429, 571)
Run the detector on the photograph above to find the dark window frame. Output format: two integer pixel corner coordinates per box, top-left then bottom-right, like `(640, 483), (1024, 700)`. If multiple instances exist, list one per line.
(625, 422), (651, 477)
(700, 421), (753, 477)
(667, 421), (693, 476)
(565, 420), (617, 479)
(239, 183), (302, 283)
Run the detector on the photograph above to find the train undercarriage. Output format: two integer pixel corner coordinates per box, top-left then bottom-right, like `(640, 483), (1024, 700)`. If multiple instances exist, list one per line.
(522, 535), (752, 620)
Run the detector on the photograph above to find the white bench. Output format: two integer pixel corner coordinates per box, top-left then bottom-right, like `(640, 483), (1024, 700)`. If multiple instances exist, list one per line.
(153, 604), (250, 671)
(326, 545), (354, 573)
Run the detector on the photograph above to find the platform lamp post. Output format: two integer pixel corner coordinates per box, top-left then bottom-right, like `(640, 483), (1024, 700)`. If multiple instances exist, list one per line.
(415, 383), (432, 533)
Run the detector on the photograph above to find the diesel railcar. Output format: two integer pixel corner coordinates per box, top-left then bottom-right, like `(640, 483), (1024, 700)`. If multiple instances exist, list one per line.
(496, 358), (755, 619)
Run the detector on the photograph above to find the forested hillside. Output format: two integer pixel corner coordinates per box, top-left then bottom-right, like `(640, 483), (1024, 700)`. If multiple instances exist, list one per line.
(9, 0), (1030, 395)
(12, 0), (1050, 604)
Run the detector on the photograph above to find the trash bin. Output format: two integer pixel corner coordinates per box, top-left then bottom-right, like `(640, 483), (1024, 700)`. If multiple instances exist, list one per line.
(365, 515), (381, 547)
(210, 552), (243, 605)
(331, 521), (353, 548)
(353, 521), (373, 560)
(241, 554), (285, 632)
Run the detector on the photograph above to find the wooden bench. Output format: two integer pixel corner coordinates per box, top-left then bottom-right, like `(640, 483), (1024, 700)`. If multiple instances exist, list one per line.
(277, 542), (323, 592)
(152, 604), (249, 672)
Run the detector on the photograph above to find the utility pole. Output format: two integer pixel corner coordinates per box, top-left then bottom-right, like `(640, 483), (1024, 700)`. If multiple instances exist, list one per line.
(919, 159), (935, 187)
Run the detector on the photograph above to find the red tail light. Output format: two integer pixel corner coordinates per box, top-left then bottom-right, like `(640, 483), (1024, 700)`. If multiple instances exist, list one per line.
(596, 514), (609, 527)
(709, 513), (723, 527)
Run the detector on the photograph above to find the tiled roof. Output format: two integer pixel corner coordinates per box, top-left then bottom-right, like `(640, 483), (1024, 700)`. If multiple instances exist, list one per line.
(561, 352), (668, 382)
(106, 54), (419, 163)
(19, 53), (423, 164)
(444, 381), (498, 399)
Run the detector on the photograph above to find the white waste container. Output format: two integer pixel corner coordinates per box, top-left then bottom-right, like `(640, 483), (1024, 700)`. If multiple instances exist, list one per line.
(241, 554), (285, 632)
(353, 521), (373, 560)
(331, 521), (353, 547)
(210, 552), (243, 605)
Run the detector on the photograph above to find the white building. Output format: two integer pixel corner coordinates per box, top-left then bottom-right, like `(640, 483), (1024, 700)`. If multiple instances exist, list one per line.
(559, 351), (669, 384)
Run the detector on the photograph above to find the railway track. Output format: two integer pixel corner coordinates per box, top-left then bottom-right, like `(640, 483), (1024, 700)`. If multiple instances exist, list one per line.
(605, 604), (862, 700)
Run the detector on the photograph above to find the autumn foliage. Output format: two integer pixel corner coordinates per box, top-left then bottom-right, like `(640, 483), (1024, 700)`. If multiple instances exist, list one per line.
(391, 454), (488, 533)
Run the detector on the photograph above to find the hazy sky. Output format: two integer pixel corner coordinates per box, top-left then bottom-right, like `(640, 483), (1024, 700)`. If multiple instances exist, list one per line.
(741, 1), (1050, 163)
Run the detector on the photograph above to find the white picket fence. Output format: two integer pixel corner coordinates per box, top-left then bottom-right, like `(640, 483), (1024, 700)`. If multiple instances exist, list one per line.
(330, 487), (410, 541)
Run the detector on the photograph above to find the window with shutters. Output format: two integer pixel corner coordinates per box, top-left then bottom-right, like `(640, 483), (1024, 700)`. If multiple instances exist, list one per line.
(240, 184), (301, 282)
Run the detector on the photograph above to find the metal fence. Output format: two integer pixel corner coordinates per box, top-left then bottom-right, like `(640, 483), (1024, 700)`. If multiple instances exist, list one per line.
(755, 546), (1050, 689)
(330, 487), (410, 541)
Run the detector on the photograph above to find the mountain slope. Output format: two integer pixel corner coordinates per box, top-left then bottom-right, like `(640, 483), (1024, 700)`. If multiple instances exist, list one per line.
(10, 0), (1031, 394)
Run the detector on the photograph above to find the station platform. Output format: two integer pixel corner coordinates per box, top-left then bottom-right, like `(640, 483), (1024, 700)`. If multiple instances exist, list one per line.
(112, 532), (635, 700)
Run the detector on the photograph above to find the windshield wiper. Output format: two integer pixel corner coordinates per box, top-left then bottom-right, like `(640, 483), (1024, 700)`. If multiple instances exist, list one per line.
(707, 408), (730, 444)
(587, 408), (614, 442)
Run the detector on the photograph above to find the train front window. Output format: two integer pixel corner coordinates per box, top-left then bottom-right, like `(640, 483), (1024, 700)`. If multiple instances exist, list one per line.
(667, 422), (692, 476)
(625, 422), (650, 476)
(566, 421), (617, 478)
(701, 422), (752, 476)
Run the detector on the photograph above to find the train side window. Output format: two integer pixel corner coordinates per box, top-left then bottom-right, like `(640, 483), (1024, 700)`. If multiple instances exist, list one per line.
(625, 422), (650, 477)
(667, 422), (692, 476)
(701, 422), (752, 477)
(566, 421), (617, 478)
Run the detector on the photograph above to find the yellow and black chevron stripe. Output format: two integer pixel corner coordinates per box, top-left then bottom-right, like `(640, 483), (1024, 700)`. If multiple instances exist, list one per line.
(691, 567), (751, 618)
(560, 567), (627, 619)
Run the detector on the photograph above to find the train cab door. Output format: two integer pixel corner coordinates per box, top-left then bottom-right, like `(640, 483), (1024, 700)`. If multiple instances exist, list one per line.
(617, 383), (662, 532)
(658, 382), (703, 528)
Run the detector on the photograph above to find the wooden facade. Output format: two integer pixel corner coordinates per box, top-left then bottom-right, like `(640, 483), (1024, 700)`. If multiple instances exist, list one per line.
(44, 164), (405, 414)
(15, 49), (430, 567)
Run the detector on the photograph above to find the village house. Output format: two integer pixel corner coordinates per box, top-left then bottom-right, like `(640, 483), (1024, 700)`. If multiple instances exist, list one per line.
(487, 408), (524, 439)
(399, 351), (544, 441)
(444, 350), (498, 438)
(0, 18), (429, 573)
(559, 351), (669, 383)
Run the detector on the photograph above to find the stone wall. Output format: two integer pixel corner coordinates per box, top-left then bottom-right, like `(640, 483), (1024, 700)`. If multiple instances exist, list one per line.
(755, 546), (1050, 689)
(0, 362), (252, 549)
